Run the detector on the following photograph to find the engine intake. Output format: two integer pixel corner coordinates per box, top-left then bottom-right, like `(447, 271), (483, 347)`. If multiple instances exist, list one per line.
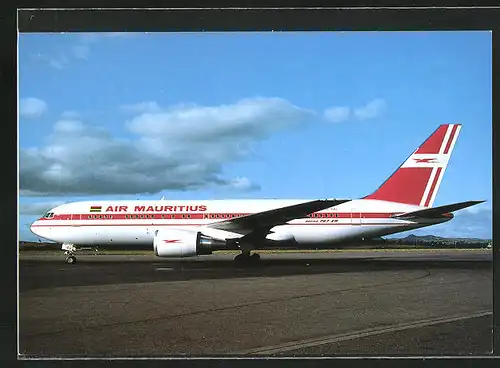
(154, 229), (227, 258)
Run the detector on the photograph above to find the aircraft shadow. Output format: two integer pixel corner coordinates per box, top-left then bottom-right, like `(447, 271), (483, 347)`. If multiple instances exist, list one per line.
(19, 257), (491, 292)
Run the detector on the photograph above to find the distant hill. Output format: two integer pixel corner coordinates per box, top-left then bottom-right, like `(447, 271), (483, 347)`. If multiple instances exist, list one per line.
(20, 233), (492, 251)
(19, 241), (61, 249)
(387, 234), (491, 244)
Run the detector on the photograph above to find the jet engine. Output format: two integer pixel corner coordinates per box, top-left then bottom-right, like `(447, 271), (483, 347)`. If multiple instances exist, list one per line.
(154, 229), (228, 258)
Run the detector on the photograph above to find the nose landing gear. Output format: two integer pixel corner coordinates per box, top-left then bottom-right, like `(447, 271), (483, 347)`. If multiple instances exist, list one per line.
(62, 243), (78, 264)
(65, 255), (77, 264)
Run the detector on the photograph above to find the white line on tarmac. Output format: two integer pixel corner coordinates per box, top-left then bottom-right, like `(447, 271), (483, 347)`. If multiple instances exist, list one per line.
(239, 310), (493, 355)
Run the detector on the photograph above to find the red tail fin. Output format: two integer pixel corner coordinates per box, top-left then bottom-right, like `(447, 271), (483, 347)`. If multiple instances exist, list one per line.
(365, 124), (461, 207)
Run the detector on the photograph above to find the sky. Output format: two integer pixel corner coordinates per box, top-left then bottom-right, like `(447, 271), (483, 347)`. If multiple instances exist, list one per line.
(18, 31), (492, 241)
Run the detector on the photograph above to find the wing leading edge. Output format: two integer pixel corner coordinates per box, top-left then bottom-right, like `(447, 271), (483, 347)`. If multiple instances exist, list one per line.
(206, 199), (351, 235)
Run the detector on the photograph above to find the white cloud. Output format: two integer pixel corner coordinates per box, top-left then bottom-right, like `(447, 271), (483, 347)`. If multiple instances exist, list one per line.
(463, 201), (491, 215)
(79, 33), (100, 44)
(60, 110), (81, 119)
(127, 97), (312, 140)
(19, 98), (47, 119)
(120, 101), (162, 114)
(72, 45), (90, 59)
(354, 98), (386, 120)
(323, 106), (350, 123)
(48, 57), (67, 69)
(36, 33), (133, 69)
(223, 177), (260, 191)
(53, 119), (85, 133)
(34, 53), (69, 69)
(322, 99), (386, 124)
(19, 97), (313, 196)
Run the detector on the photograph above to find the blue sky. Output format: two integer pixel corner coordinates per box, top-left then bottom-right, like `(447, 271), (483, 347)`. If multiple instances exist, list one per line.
(19, 31), (492, 241)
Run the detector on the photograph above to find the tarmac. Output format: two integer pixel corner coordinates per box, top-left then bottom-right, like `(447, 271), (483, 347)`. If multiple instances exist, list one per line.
(18, 249), (493, 358)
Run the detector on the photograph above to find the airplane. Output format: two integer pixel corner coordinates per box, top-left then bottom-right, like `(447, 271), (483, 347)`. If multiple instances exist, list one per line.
(29, 124), (484, 265)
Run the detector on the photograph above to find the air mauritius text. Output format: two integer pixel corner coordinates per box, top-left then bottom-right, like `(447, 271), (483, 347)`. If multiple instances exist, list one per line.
(104, 205), (208, 212)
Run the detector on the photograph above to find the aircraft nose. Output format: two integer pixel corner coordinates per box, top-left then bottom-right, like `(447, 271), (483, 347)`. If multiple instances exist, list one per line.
(30, 222), (38, 236)
(30, 221), (43, 237)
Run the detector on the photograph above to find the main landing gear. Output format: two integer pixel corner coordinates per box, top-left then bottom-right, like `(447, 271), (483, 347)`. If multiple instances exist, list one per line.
(234, 250), (261, 265)
(62, 243), (77, 264)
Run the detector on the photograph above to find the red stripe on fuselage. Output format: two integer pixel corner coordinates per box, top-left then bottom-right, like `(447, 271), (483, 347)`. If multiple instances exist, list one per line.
(38, 212), (399, 221)
(31, 222), (407, 227)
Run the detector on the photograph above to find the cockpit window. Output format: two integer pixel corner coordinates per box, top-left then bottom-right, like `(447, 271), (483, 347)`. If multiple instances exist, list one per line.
(43, 212), (55, 219)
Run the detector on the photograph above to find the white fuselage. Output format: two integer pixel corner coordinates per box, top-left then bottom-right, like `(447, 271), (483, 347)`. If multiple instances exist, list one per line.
(30, 198), (450, 249)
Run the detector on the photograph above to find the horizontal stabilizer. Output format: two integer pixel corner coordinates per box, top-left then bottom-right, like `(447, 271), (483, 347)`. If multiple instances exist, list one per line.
(391, 200), (485, 219)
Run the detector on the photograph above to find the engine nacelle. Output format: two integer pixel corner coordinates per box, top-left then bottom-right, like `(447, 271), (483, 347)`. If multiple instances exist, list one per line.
(154, 229), (227, 258)
(266, 230), (296, 242)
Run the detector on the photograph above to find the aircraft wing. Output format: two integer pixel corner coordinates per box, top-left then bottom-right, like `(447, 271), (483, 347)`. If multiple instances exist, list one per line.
(206, 199), (351, 235)
(391, 200), (485, 219)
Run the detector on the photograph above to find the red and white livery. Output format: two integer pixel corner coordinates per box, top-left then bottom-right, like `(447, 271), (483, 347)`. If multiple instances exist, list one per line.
(30, 124), (483, 264)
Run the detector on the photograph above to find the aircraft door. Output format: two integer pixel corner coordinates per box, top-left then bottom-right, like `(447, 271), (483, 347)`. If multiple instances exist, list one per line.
(351, 208), (361, 225)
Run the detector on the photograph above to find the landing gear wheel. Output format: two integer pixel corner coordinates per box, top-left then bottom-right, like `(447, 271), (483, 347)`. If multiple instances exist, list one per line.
(234, 252), (260, 266)
(250, 253), (260, 261)
(65, 255), (77, 264)
(234, 254), (243, 262)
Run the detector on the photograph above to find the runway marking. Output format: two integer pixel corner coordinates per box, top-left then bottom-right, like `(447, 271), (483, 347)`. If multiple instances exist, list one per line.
(239, 310), (493, 355)
(155, 267), (174, 271)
